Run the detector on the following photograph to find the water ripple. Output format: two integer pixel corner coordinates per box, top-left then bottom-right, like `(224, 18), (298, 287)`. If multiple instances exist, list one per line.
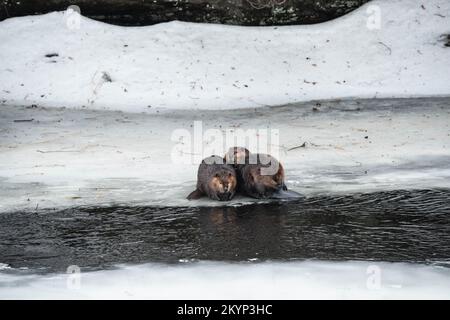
(0, 189), (449, 273)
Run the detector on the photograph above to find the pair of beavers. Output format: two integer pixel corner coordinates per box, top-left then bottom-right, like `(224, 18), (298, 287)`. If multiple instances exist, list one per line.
(187, 147), (288, 201)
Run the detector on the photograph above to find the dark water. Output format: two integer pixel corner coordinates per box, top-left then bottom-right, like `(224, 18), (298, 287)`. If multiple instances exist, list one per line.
(1, 189), (450, 273)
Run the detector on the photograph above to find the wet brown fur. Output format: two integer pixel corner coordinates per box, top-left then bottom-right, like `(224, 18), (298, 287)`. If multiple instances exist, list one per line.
(224, 148), (287, 199)
(223, 147), (250, 193)
(187, 155), (237, 201)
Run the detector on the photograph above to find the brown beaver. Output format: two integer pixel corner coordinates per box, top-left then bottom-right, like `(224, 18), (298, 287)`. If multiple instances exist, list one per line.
(224, 147), (250, 193)
(187, 155), (237, 201)
(224, 147), (287, 199)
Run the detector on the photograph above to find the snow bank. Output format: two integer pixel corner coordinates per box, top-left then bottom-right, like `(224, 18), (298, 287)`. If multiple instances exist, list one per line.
(0, 98), (449, 213)
(0, 0), (449, 213)
(1, 261), (449, 299)
(0, 0), (449, 112)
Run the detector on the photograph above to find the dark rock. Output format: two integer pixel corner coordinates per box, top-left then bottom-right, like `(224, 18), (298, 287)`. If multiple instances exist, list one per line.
(102, 72), (113, 83)
(0, 0), (370, 26)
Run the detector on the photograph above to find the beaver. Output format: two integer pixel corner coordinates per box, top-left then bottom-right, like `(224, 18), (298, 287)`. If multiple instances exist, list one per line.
(224, 147), (287, 199)
(224, 147), (250, 167)
(224, 147), (250, 193)
(187, 155), (237, 201)
(241, 153), (288, 199)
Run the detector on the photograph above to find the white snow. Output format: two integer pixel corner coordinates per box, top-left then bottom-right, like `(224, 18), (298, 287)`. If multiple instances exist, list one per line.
(1, 261), (450, 299)
(1, 99), (449, 213)
(0, 263), (10, 270)
(0, 0), (449, 112)
(0, 0), (449, 213)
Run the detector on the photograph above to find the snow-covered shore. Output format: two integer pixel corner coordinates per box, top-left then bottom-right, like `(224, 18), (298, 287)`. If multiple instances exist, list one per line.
(0, 0), (449, 213)
(1, 0), (449, 112)
(1, 98), (449, 213)
(1, 261), (450, 299)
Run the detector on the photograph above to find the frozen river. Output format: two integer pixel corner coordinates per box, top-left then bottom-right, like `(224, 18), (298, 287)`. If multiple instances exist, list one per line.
(1, 97), (449, 212)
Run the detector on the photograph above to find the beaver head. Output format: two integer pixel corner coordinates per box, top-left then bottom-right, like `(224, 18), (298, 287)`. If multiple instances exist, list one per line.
(224, 147), (250, 167)
(252, 170), (280, 192)
(245, 164), (285, 198)
(208, 169), (237, 201)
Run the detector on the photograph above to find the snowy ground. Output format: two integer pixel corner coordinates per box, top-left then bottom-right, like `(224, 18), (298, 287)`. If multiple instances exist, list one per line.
(0, 0), (449, 111)
(1, 98), (449, 213)
(0, 0), (449, 212)
(1, 261), (450, 299)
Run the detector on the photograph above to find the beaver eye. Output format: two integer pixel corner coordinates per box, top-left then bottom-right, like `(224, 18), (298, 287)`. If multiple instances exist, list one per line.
(215, 174), (220, 178)
(228, 173), (232, 178)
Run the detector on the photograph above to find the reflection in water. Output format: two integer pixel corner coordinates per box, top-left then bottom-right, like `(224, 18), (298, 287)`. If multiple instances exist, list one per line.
(0, 189), (449, 273)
